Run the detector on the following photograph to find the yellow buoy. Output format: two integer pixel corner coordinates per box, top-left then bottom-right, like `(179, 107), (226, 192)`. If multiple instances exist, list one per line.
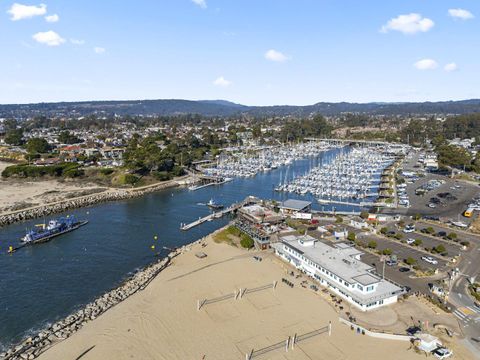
(151, 245), (155, 250)
(8, 246), (13, 253)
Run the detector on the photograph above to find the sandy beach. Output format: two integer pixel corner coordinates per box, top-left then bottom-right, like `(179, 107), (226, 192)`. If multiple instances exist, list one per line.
(0, 162), (105, 215)
(35, 234), (473, 360)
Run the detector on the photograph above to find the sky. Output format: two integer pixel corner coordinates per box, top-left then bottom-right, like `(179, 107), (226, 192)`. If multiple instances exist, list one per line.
(1, 0), (479, 105)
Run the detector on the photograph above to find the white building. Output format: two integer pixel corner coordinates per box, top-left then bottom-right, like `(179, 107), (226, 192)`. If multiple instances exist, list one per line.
(272, 234), (405, 311)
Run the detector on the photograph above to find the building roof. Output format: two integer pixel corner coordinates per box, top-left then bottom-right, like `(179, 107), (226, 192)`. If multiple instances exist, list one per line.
(280, 199), (312, 211)
(273, 235), (403, 302)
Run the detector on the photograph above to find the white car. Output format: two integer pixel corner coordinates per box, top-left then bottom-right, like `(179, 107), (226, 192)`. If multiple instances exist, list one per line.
(403, 226), (415, 233)
(421, 256), (438, 265)
(406, 238), (416, 245)
(432, 347), (452, 359)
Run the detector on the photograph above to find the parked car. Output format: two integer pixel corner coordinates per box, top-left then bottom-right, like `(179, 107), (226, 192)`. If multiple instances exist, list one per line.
(406, 326), (421, 336)
(421, 256), (438, 265)
(432, 347), (453, 359)
(406, 238), (416, 245)
(436, 231), (447, 238)
(399, 267), (410, 273)
(386, 260), (397, 266)
(403, 224), (415, 233)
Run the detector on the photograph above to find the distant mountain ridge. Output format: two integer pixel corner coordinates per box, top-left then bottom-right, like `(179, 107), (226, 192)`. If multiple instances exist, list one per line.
(1, 99), (480, 118)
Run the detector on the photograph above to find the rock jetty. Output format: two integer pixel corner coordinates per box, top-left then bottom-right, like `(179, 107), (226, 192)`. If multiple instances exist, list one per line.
(0, 179), (182, 228)
(0, 237), (208, 360)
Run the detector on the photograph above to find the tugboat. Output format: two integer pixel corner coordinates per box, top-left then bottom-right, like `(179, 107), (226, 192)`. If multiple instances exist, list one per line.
(206, 198), (224, 210)
(21, 216), (88, 245)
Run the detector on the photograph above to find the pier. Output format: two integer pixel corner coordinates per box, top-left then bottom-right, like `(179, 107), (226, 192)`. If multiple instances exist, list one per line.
(180, 202), (243, 231)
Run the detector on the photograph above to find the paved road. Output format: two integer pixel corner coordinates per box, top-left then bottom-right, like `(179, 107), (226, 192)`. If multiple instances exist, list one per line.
(447, 235), (480, 353)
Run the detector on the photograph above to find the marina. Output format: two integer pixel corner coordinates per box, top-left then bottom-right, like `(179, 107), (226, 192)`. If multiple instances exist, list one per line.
(276, 146), (398, 205)
(0, 145), (396, 352)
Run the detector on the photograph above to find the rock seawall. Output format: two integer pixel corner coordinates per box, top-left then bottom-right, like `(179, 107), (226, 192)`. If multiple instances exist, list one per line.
(0, 180), (181, 228)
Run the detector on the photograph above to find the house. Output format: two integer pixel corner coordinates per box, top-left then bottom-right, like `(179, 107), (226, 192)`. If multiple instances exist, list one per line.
(350, 217), (369, 229)
(272, 234), (405, 311)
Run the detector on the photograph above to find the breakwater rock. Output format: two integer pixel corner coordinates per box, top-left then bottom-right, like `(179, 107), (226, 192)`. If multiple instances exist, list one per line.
(0, 180), (181, 228)
(0, 237), (208, 360)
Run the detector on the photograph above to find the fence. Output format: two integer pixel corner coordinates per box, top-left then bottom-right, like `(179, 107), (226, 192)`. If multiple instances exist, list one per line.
(197, 281), (277, 311)
(246, 322), (331, 359)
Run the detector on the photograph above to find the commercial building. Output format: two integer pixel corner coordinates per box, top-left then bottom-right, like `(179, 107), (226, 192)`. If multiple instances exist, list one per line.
(272, 234), (405, 311)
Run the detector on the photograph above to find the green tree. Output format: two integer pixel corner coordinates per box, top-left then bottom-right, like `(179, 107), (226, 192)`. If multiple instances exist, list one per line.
(4, 128), (24, 146)
(347, 232), (356, 242)
(414, 239), (422, 246)
(26, 138), (50, 154)
(58, 131), (82, 144)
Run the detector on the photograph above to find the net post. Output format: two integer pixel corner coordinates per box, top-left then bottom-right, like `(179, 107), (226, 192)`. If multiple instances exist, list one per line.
(292, 333), (296, 350)
(328, 321), (332, 336)
(273, 280), (277, 290)
(285, 337), (290, 352)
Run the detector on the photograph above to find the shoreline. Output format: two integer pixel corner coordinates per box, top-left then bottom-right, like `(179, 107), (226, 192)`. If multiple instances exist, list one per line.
(0, 229), (216, 360)
(0, 176), (188, 228)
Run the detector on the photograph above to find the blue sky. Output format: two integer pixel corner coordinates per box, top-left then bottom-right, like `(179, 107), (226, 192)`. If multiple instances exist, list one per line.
(1, 0), (479, 105)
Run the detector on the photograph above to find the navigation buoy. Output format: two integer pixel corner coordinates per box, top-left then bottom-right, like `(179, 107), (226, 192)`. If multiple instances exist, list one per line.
(154, 235), (158, 240)
(8, 246), (14, 254)
(151, 245), (155, 250)
(86, 211), (90, 215)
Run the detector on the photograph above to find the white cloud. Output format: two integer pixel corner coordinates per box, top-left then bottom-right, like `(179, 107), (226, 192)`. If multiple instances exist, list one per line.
(213, 76), (231, 87)
(8, 3), (47, 21)
(45, 14), (59, 23)
(94, 47), (106, 54)
(448, 8), (474, 20)
(192, 0), (207, 9)
(414, 59), (438, 70)
(444, 63), (458, 72)
(70, 39), (85, 45)
(264, 49), (289, 62)
(32, 31), (65, 46)
(381, 13), (434, 34)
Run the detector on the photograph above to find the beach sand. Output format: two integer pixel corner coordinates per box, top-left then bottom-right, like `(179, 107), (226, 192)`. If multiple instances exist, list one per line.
(36, 236), (473, 360)
(0, 162), (104, 215)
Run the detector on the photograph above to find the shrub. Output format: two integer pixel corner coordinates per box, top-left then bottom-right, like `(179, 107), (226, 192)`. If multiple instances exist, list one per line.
(426, 227), (435, 234)
(335, 216), (343, 223)
(100, 168), (114, 176)
(394, 233), (403, 240)
(380, 227), (388, 235)
(360, 211), (369, 219)
(153, 171), (172, 181)
(447, 232), (457, 240)
(347, 232), (356, 242)
(460, 241), (470, 247)
(382, 248), (392, 256)
(433, 244), (446, 254)
(405, 257), (416, 266)
(123, 174), (139, 185)
(414, 239), (422, 246)
(367, 240), (377, 249)
(240, 234), (254, 249)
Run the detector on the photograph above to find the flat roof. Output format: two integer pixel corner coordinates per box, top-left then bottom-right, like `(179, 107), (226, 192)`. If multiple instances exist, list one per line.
(280, 199), (312, 211)
(273, 235), (403, 302)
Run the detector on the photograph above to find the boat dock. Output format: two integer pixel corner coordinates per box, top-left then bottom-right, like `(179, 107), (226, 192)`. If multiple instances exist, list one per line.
(180, 205), (237, 231)
(180, 200), (250, 231)
(317, 199), (375, 207)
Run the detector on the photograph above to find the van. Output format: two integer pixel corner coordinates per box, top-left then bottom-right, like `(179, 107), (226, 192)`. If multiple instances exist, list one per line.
(463, 208), (473, 218)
